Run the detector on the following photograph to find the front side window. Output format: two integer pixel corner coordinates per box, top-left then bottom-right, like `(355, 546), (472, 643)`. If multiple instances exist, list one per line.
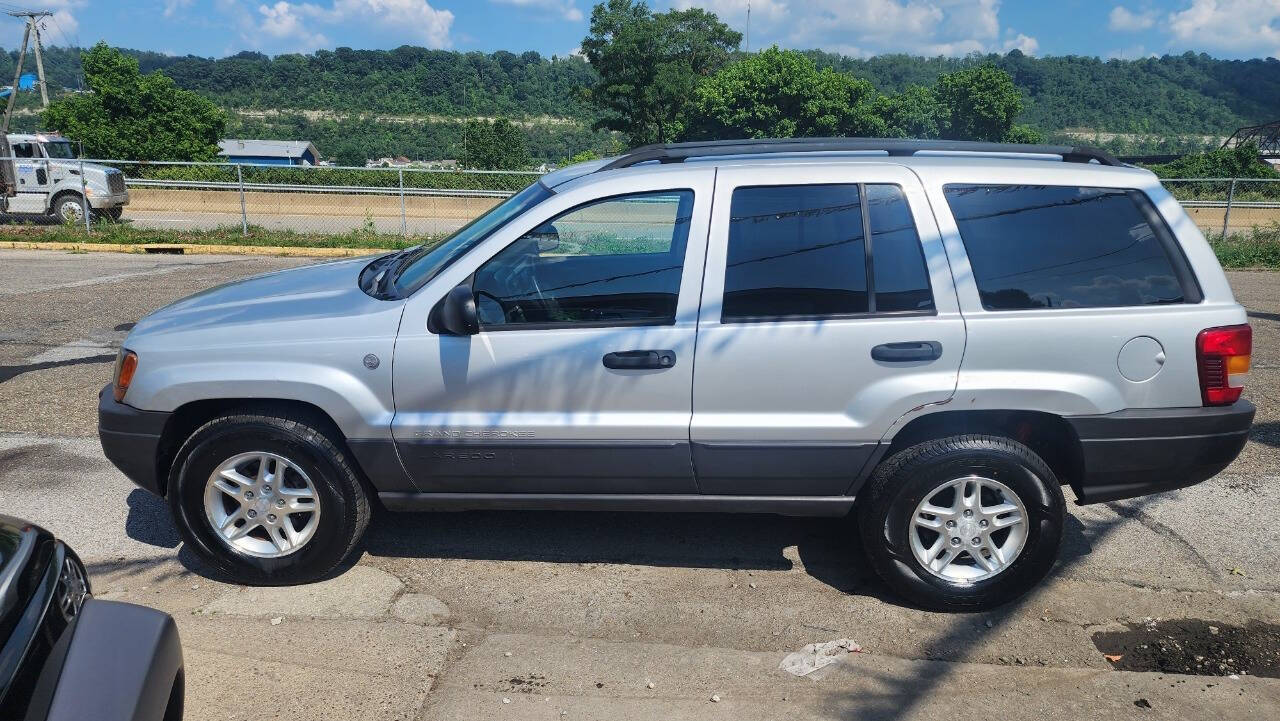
(473, 190), (693, 328)
(722, 183), (934, 321)
(11, 142), (34, 159)
(943, 184), (1187, 310)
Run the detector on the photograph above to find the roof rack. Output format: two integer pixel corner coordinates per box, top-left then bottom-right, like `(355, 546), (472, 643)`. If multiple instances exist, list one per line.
(595, 137), (1124, 172)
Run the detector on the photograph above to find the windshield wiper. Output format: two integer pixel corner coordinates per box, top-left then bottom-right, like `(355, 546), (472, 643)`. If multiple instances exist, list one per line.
(374, 246), (424, 298)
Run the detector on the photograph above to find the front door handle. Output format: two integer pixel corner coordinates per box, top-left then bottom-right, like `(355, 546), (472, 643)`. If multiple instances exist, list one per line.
(871, 341), (942, 363)
(603, 349), (676, 370)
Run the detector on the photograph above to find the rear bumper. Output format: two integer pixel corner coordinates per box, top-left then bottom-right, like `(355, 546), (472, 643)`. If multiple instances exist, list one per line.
(1066, 400), (1255, 504)
(97, 384), (171, 496)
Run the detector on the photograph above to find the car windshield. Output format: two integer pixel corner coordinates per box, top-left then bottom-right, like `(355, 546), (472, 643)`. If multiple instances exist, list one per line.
(392, 179), (553, 296)
(42, 141), (77, 159)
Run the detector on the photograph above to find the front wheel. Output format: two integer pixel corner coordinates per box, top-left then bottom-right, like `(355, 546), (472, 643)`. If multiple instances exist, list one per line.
(167, 411), (371, 585)
(857, 435), (1065, 611)
(51, 194), (89, 224)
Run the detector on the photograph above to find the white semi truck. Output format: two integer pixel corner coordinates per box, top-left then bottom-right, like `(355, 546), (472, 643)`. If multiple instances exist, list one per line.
(0, 133), (129, 222)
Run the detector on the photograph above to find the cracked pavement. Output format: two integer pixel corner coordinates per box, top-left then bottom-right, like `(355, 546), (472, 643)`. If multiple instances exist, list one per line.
(0, 249), (1277, 720)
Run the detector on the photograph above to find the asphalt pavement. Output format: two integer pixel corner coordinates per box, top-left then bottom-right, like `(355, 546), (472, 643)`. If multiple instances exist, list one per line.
(0, 248), (1277, 720)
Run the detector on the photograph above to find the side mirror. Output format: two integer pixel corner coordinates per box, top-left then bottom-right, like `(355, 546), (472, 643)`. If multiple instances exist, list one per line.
(429, 284), (479, 336)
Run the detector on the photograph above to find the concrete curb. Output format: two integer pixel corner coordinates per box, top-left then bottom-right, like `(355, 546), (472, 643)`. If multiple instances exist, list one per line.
(0, 240), (393, 257)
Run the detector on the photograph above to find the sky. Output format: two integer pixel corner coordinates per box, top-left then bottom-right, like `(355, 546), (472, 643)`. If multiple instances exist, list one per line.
(15, 0), (1280, 61)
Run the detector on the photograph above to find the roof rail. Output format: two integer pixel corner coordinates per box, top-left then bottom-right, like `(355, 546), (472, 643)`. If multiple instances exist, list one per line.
(595, 137), (1124, 171)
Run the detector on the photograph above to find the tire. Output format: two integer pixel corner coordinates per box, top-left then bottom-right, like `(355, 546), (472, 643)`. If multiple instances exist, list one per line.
(105, 207), (123, 221)
(857, 434), (1065, 612)
(167, 410), (371, 585)
(51, 194), (88, 224)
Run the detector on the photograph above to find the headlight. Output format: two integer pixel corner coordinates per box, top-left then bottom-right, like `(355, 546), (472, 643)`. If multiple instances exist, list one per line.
(113, 349), (138, 402)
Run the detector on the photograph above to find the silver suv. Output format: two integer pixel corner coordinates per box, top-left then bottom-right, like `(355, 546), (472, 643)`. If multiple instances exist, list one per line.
(98, 139), (1255, 611)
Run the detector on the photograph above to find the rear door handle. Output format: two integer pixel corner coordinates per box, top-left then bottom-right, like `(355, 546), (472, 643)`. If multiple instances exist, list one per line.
(871, 341), (942, 363)
(603, 349), (676, 370)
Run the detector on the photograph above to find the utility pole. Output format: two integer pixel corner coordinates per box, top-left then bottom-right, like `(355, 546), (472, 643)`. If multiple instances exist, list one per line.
(29, 14), (49, 107)
(745, 1), (751, 53)
(2, 15), (30, 134)
(2, 11), (52, 133)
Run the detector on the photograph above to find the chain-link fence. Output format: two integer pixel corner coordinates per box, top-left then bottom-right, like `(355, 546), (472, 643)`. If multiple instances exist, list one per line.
(1161, 177), (1280, 239)
(1, 160), (1278, 247)
(0, 158), (543, 246)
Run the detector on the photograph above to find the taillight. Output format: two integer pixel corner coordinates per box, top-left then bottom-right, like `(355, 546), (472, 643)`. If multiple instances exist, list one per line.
(113, 350), (138, 403)
(1196, 325), (1251, 406)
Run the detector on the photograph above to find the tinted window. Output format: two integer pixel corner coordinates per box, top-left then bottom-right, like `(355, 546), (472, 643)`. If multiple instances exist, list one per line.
(868, 185), (934, 312)
(724, 184), (867, 320)
(473, 190), (692, 327)
(11, 143), (34, 159)
(944, 185), (1185, 310)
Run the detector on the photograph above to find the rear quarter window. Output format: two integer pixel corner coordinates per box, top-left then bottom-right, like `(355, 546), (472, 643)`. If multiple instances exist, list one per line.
(943, 184), (1192, 310)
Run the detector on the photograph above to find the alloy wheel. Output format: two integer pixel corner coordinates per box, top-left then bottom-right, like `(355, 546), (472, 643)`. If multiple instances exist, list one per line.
(203, 451), (321, 558)
(908, 475), (1028, 583)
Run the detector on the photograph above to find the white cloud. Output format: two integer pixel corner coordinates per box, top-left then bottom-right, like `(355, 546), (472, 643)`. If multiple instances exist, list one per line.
(672, 0), (789, 23)
(672, 0), (1030, 57)
(1108, 6), (1157, 31)
(1002, 32), (1039, 55)
(47, 10), (79, 37)
(226, 0), (454, 52)
(29, 0), (83, 40)
(1167, 0), (1280, 57)
(164, 0), (196, 17)
(489, 0), (584, 22)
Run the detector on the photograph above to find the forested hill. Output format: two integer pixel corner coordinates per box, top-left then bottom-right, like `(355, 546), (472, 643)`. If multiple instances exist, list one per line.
(8, 45), (1278, 135)
(807, 50), (1280, 137)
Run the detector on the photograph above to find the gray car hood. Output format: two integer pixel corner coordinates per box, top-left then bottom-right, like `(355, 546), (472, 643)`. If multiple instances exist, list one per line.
(130, 256), (400, 341)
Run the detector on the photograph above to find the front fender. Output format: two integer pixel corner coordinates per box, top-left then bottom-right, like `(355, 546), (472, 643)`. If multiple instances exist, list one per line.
(127, 360), (394, 440)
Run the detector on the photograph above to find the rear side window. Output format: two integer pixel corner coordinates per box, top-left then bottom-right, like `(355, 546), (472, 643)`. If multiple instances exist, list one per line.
(943, 185), (1188, 310)
(723, 183), (933, 321)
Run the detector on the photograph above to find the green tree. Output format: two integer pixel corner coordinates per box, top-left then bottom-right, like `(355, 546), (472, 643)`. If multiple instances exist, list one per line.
(41, 43), (225, 161)
(685, 47), (885, 140)
(581, 0), (740, 146)
(875, 84), (941, 139)
(1149, 143), (1279, 179)
(461, 118), (532, 170)
(1002, 124), (1046, 144)
(932, 65), (1023, 142)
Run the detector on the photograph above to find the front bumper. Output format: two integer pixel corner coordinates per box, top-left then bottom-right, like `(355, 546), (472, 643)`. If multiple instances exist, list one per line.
(1065, 400), (1255, 504)
(89, 191), (129, 209)
(97, 384), (171, 496)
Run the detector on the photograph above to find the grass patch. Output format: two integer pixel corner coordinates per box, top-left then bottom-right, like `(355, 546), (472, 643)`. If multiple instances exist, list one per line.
(0, 221), (445, 250)
(1209, 223), (1280, 268)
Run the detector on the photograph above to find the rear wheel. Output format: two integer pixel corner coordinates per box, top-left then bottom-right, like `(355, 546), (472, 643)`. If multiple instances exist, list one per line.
(167, 411), (370, 585)
(857, 434), (1064, 611)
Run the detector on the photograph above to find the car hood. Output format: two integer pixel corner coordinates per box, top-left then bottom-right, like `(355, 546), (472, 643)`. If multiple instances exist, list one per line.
(130, 255), (397, 340)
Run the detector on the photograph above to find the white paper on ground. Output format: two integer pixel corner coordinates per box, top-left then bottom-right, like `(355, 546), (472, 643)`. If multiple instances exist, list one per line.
(779, 638), (864, 677)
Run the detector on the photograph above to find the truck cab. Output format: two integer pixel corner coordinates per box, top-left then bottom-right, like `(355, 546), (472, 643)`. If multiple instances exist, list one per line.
(1, 133), (129, 222)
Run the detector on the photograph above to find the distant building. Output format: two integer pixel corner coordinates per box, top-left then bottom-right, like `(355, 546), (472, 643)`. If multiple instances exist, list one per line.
(218, 139), (319, 166)
(367, 156), (414, 168)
